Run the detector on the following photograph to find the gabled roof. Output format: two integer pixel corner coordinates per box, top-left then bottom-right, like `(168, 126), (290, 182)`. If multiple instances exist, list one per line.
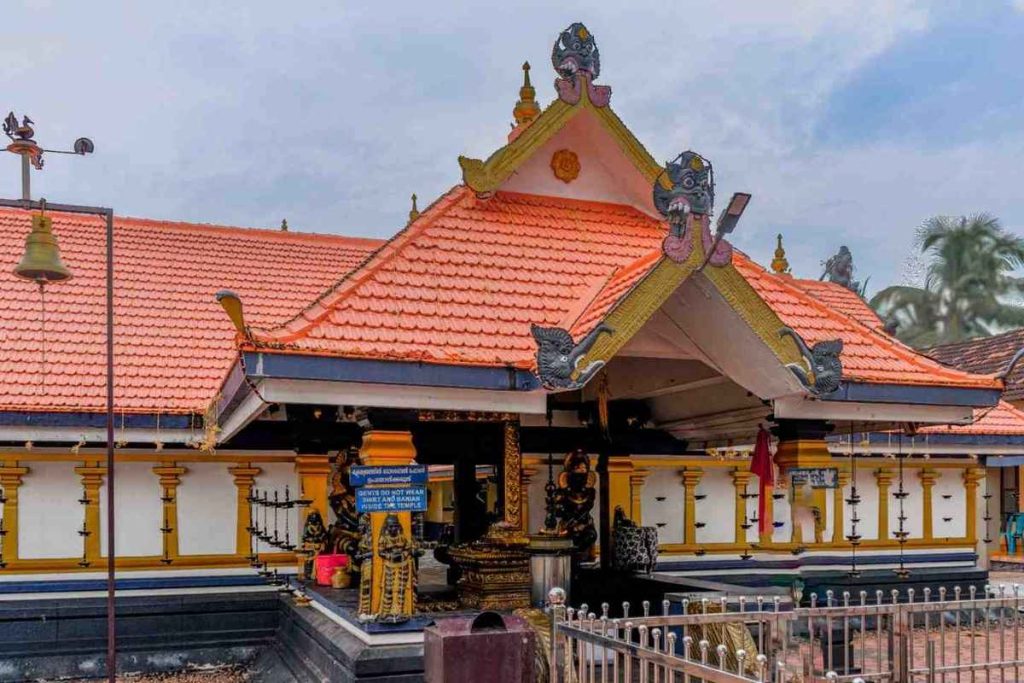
(246, 185), (999, 393)
(735, 256), (1000, 389)
(250, 188), (667, 367)
(926, 329), (1024, 402)
(0, 209), (382, 414)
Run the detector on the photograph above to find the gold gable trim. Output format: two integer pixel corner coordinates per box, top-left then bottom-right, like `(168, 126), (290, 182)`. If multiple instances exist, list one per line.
(570, 230), (802, 381)
(459, 88), (666, 195)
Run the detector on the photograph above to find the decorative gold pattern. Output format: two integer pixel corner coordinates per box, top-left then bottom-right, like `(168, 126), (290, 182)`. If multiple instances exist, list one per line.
(503, 421), (523, 530)
(550, 149), (580, 183)
(417, 410), (519, 422)
(449, 521), (531, 610)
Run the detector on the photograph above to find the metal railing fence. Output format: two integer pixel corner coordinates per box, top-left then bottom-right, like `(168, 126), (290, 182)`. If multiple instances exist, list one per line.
(546, 583), (1024, 683)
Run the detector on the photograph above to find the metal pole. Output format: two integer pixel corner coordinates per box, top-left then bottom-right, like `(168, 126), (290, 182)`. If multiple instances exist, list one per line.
(104, 208), (116, 683)
(20, 154), (29, 202)
(0, 197), (116, 680)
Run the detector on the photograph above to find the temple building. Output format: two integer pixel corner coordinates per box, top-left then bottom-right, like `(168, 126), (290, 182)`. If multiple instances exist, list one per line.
(1, 21), (1022, 681)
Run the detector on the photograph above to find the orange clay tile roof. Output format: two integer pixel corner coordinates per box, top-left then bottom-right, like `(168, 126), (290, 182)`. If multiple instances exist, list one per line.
(252, 185), (998, 392)
(919, 400), (1024, 436)
(0, 209), (382, 414)
(252, 188), (668, 366)
(926, 329), (1024, 402)
(786, 278), (886, 331)
(733, 255), (1001, 389)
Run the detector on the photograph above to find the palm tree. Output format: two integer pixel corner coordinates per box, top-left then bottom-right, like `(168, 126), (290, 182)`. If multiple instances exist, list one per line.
(870, 213), (1024, 347)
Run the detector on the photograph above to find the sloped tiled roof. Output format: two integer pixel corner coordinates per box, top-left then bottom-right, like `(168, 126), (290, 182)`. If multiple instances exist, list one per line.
(734, 255), (1001, 389)
(786, 278), (886, 331)
(920, 400), (1024, 436)
(927, 329), (1024, 402)
(252, 188), (668, 367)
(0, 209), (382, 414)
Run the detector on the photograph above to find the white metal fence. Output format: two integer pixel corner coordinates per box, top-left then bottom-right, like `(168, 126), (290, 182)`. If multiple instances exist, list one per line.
(547, 583), (1024, 682)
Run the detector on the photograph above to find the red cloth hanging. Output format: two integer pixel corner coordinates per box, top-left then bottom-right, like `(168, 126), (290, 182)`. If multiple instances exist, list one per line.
(750, 425), (774, 536)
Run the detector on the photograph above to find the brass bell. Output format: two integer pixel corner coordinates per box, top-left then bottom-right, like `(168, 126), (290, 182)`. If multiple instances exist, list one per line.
(13, 213), (72, 283)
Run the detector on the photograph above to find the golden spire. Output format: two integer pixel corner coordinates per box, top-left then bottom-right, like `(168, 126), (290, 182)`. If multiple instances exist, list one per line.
(408, 193), (420, 225)
(771, 233), (791, 275)
(512, 61), (541, 128)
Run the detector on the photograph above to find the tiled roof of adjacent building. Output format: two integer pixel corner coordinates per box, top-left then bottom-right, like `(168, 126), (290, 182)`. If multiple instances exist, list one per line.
(0, 208), (383, 414)
(919, 400), (1024, 436)
(926, 329), (1024, 402)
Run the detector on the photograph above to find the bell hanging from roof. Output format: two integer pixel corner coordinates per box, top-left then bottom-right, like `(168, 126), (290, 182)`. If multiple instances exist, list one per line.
(14, 213), (72, 283)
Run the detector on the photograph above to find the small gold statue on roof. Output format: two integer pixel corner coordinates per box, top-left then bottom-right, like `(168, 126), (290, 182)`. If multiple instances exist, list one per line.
(771, 234), (791, 275)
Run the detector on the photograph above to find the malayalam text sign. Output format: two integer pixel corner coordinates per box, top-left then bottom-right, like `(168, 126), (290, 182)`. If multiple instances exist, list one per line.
(350, 465), (428, 487)
(355, 486), (428, 513)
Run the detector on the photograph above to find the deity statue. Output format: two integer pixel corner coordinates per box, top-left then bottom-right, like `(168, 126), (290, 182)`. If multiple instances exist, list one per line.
(355, 514), (374, 619)
(821, 245), (862, 294)
(327, 446), (361, 557)
(300, 510), (328, 578)
(376, 514), (421, 624)
(554, 449), (598, 560)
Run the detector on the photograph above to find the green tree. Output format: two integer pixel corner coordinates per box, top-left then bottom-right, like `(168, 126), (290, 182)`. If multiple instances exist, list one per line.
(870, 213), (1024, 347)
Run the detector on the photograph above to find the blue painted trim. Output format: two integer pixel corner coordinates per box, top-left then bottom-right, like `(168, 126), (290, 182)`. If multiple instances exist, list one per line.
(655, 551), (977, 573)
(0, 411), (194, 430)
(247, 351), (541, 391)
(825, 382), (999, 408)
(0, 574), (265, 594)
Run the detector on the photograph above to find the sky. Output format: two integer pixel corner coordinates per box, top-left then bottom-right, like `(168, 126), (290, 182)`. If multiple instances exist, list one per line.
(3, 0), (1023, 294)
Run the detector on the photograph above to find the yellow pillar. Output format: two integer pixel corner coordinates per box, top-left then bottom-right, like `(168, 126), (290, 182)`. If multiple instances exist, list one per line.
(75, 463), (107, 565)
(502, 421), (523, 530)
(629, 469), (650, 524)
(520, 466), (538, 534)
(918, 468), (938, 541)
(680, 468), (704, 545)
(295, 455), (332, 522)
(790, 486), (803, 545)
(0, 465), (29, 563)
(759, 490), (775, 546)
(964, 467), (986, 544)
(360, 430), (417, 619)
(228, 464), (262, 556)
(832, 469), (852, 545)
(875, 468), (894, 542)
(607, 456), (634, 521)
(731, 468), (754, 544)
(153, 464), (186, 562)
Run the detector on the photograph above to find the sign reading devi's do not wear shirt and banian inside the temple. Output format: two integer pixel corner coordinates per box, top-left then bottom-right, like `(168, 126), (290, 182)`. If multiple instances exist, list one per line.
(351, 465), (429, 513)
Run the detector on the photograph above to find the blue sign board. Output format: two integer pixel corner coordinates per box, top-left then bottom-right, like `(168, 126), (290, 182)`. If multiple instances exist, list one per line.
(356, 486), (428, 513)
(790, 467), (839, 489)
(350, 465), (428, 487)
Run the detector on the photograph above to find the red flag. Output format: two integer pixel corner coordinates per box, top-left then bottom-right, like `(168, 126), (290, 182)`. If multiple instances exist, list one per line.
(750, 425), (774, 536)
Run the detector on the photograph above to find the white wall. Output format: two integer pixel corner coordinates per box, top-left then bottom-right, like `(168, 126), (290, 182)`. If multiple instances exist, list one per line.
(889, 472), (924, 540)
(253, 463), (299, 555)
(695, 469), (734, 545)
(641, 470), (684, 545)
(177, 462), (237, 556)
(99, 462), (163, 557)
(934, 468), (966, 539)
(18, 461), (82, 559)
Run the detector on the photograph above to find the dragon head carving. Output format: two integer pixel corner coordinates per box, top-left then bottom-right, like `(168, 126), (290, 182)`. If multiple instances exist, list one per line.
(531, 322), (614, 390)
(653, 151), (715, 219)
(551, 22), (611, 107)
(552, 22), (600, 82)
(780, 327), (843, 395)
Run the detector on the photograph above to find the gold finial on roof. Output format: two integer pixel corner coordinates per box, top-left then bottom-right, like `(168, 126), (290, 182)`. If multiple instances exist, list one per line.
(408, 193), (420, 225)
(513, 61), (541, 128)
(771, 233), (791, 275)
(280, 219), (288, 232)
